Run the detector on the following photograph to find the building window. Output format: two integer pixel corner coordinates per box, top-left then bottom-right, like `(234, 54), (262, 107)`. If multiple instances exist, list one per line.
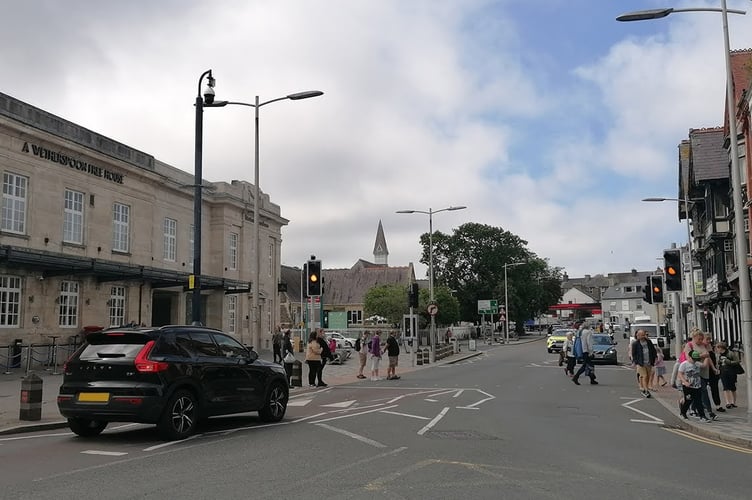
(112, 203), (130, 253)
(227, 295), (237, 333)
(268, 242), (274, 277)
(163, 218), (177, 261)
(58, 281), (79, 327)
(229, 232), (238, 270)
(347, 310), (362, 325)
(0, 275), (21, 327)
(724, 239), (734, 253)
(188, 225), (194, 270)
(2, 172), (28, 234)
(109, 286), (126, 327)
(63, 189), (84, 244)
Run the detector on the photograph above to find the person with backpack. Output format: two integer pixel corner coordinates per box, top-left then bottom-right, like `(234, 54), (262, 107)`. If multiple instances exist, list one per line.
(572, 325), (598, 386)
(355, 332), (369, 379)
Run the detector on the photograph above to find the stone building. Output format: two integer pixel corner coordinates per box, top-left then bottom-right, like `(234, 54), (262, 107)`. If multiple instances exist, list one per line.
(0, 92), (286, 346)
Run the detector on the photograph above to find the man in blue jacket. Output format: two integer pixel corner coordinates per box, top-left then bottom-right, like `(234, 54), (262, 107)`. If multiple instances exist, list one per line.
(572, 325), (598, 386)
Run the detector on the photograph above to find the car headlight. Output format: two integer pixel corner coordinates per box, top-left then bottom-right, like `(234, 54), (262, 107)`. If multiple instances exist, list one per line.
(607, 349), (616, 354)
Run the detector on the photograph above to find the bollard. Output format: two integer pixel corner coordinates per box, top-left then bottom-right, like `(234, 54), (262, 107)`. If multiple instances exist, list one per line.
(423, 348), (430, 364)
(416, 349), (423, 365)
(290, 360), (303, 387)
(20, 372), (43, 421)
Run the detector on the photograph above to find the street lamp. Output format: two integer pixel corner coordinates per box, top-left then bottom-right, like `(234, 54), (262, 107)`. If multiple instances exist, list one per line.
(620, 1), (752, 415)
(642, 197), (701, 331)
(504, 261), (525, 344)
(396, 206), (467, 362)
(192, 69), (232, 325)
(213, 91), (323, 350)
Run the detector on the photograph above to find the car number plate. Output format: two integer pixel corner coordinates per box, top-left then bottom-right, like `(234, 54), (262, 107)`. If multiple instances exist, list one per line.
(78, 392), (110, 402)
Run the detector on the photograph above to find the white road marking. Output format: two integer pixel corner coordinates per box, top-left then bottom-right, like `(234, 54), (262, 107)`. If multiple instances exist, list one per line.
(457, 406), (479, 410)
(621, 398), (664, 424)
(386, 395), (406, 404)
(453, 390), (465, 398)
(81, 450), (128, 456)
(316, 423), (386, 448)
(456, 389), (496, 409)
(291, 412), (328, 423)
(321, 400), (356, 408)
(380, 410), (431, 420)
(143, 433), (202, 451)
(288, 399), (313, 407)
(0, 432), (72, 442)
(311, 405), (399, 424)
(630, 419), (663, 424)
(425, 398), (438, 402)
(417, 407), (450, 436)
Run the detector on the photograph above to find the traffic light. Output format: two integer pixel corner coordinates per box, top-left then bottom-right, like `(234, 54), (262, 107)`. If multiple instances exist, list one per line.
(650, 275), (664, 303)
(408, 283), (419, 308)
(306, 259), (322, 296)
(643, 276), (653, 304)
(664, 249), (682, 291)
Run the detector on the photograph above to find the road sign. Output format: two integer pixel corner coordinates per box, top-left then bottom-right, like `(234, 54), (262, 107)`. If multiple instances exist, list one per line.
(427, 304), (439, 316)
(477, 299), (498, 315)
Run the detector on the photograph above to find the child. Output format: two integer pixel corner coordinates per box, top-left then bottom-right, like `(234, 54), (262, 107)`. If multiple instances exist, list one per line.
(562, 332), (576, 377)
(652, 349), (667, 390)
(677, 350), (711, 422)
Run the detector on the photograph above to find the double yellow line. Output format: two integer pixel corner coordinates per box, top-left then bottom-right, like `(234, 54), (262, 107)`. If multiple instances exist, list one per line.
(665, 428), (752, 454)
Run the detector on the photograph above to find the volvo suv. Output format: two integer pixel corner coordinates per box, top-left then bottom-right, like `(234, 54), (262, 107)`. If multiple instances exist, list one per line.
(57, 325), (289, 440)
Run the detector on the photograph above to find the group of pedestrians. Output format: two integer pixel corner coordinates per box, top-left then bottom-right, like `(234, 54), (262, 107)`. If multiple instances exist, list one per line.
(673, 330), (743, 423)
(354, 330), (401, 381)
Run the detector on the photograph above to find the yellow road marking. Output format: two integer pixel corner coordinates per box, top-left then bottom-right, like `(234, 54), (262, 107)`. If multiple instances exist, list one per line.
(665, 428), (752, 454)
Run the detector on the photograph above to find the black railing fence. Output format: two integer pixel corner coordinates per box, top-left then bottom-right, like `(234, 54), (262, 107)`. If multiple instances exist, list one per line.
(1, 338), (82, 376)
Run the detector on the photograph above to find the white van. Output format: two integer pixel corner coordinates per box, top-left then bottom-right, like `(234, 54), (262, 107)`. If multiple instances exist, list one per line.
(629, 317), (672, 359)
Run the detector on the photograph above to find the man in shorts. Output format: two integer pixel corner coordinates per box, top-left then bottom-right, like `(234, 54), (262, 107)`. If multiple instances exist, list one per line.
(383, 330), (401, 380)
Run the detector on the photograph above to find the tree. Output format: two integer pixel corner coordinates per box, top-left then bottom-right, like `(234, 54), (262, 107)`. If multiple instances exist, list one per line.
(417, 222), (562, 328)
(363, 284), (409, 325)
(416, 285), (461, 328)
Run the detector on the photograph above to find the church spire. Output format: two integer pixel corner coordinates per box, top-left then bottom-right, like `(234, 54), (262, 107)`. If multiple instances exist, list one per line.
(373, 220), (389, 265)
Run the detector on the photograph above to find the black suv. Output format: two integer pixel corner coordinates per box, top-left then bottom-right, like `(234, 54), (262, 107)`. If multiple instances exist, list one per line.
(57, 325), (288, 440)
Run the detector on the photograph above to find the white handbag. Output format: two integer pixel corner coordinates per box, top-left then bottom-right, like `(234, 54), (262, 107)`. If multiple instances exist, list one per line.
(283, 352), (295, 364)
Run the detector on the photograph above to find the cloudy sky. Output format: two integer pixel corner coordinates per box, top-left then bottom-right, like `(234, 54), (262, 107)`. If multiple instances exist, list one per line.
(2, 0), (749, 279)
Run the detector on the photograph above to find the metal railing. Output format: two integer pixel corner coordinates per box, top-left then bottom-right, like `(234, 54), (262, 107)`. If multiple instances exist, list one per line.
(1, 339), (81, 376)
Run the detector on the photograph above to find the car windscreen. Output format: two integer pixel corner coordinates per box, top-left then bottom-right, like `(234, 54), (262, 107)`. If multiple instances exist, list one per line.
(592, 335), (613, 345)
(552, 330), (572, 337)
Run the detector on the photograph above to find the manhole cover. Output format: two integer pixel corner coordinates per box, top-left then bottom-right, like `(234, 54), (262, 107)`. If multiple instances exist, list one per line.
(425, 430), (499, 440)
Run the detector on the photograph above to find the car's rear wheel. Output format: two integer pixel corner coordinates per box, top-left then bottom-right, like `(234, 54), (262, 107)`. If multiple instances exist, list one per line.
(157, 389), (198, 440)
(68, 417), (107, 437)
(259, 382), (288, 422)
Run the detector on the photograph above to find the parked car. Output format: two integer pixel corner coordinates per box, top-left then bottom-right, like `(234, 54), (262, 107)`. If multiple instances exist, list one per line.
(57, 325), (289, 440)
(591, 334), (618, 365)
(326, 332), (354, 349)
(547, 329), (574, 353)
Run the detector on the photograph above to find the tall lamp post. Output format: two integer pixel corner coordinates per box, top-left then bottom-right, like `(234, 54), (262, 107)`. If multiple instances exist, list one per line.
(213, 91), (323, 349)
(192, 69), (232, 325)
(619, 2), (752, 414)
(642, 197), (701, 330)
(504, 261), (525, 344)
(397, 206), (467, 362)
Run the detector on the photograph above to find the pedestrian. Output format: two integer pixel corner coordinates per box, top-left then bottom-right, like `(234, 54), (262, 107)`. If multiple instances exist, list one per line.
(693, 333), (718, 420)
(370, 330), (382, 381)
(677, 350), (711, 422)
(383, 330), (401, 380)
(355, 332), (369, 379)
(631, 329), (657, 397)
(651, 348), (667, 390)
(315, 329), (333, 387)
(305, 331), (322, 387)
(716, 341), (741, 409)
(282, 330), (295, 387)
(572, 325), (598, 385)
(704, 334), (725, 413)
(563, 331), (576, 377)
(272, 327), (283, 364)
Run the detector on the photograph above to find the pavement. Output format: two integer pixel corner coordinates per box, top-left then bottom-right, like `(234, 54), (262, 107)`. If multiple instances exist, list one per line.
(1, 333), (750, 450)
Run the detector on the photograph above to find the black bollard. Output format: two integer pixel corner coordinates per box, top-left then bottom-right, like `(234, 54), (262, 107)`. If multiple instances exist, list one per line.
(290, 360), (303, 387)
(20, 372), (42, 421)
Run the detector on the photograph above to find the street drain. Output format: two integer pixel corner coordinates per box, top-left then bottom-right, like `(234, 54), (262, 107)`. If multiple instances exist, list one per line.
(425, 430), (499, 440)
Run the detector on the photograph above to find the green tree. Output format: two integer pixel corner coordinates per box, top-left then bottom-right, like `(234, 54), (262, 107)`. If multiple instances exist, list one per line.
(363, 284), (409, 325)
(417, 222), (562, 328)
(416, 285), (461, 328)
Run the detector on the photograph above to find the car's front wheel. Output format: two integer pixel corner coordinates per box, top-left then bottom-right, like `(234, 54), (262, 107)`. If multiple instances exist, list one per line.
(68, 417), (107, 437)
(259, 382), (288, 422)
(157, 389), (198, 440)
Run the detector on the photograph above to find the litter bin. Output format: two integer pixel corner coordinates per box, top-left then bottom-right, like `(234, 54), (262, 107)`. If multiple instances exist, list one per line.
(11, 339), (22, 368)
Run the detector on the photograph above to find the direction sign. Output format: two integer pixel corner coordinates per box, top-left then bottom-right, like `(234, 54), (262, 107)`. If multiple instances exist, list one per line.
(427, 304), (439, 316)
(477, 299), (498, 315)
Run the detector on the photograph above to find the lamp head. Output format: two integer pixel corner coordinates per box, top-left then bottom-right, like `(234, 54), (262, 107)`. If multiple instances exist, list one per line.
(288, 90), (324, 101)
(616, 8), (673, 22)
(396, 210), (416, 214)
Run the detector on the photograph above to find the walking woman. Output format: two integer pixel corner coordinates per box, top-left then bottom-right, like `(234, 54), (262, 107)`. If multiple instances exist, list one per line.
(305, 331), (322, 387)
